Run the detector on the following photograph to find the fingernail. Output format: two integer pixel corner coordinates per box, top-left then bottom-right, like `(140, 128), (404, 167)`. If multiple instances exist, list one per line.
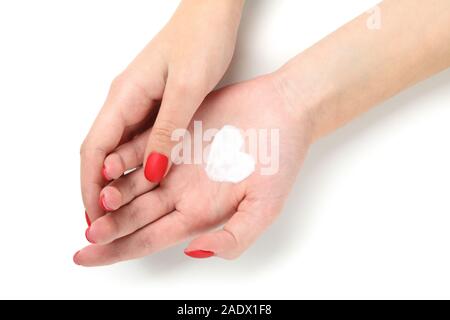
(99, 194), (112, 212)
(184, 249), (215, 259)
(102, 165), (111, 181)
(73, 251), (81, 265)
(85, 227), (95, 244)
(144, 152), (168, 183)
(85, 211), (91, 227)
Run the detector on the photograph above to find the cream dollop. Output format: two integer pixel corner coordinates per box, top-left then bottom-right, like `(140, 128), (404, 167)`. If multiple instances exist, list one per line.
(205, 125), (255, 183)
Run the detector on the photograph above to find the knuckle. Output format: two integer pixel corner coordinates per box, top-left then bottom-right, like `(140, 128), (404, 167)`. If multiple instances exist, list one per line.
(152, 119), (178, 142)
(126, 176), (138, 198)
(132, 140), (144, 164)
(125, 202), (141, 227)
(153, 191), (170, 213)
(79, 140), (106, 158)
(223, 227), (243, 254)
(104, 215), (120, 238)
(111, 152), (126, 174)
(109, 73), (130, 94)
(108, 72), (144, 98)
(137, 232), (154, 253)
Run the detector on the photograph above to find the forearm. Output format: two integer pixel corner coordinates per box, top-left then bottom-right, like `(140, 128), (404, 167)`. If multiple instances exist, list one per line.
(174, 0), (245, 30)
(276, 0), (450, 141)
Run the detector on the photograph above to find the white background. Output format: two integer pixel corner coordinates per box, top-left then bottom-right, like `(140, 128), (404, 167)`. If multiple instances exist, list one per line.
(1, 0), (450, 299)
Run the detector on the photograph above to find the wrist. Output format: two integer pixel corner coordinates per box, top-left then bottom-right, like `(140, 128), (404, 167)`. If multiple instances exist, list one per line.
(174, 0), (245, 40)
(271, 54), (337, 143)
(180, 0), (245, 19)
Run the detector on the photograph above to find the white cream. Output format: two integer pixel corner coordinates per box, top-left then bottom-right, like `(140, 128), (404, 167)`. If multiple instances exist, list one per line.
(205, 125), (255, 183)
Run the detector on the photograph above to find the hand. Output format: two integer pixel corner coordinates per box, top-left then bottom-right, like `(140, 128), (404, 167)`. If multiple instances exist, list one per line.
(74, 75), (313, 266)
(80, 0), (245, 223)
(77, 0), (450, 266)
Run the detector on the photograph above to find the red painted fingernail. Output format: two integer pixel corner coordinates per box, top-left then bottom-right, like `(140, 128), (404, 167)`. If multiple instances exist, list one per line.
(85, 227), (95, 244)
(99, 194), (112, 212)
(85, 211), (91, 227)
(184, 249), (215, 259)
(73, 251), (80, 265)
(144, 152), (168, 183)
(102, 165), (111, 181)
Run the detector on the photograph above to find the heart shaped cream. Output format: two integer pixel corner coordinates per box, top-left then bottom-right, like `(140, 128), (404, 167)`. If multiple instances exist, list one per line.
(205, 125), (255, 183)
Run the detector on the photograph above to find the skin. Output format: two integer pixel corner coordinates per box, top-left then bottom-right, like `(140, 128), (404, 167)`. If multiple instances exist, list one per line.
(80, 0), (245, 223)
(75, 0), (450, 266)
(76, 76), (311, 265)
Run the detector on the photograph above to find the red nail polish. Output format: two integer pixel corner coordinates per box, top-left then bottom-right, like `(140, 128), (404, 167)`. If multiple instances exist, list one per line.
(85, 211), (91, 227)
(85, 227), (95, 244)
(144, 152), (168, 183)
(99, 194), (112, 212)
(184, 249), (215, 259)
(73, 251), (80, 265)
(102, 165), (111, 181)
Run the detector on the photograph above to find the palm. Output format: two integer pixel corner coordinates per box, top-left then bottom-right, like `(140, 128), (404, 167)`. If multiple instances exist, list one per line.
(76, 76), (312, 266)
(166, 75), (310, 229)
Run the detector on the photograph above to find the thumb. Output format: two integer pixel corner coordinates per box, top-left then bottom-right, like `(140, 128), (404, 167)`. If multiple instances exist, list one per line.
(184, 199), (282, 260)
(143, 75), (204, 183)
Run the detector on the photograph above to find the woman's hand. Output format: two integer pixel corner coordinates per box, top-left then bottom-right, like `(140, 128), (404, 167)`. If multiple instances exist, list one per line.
(77, 0), (450, 265)
(81, 0), (245, 223)
(74, 75), (314, 266)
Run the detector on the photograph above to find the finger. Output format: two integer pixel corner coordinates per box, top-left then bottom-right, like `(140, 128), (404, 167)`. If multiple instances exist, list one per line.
(87, 187), (175, 245)
(103, 129), (151, 180)
(75, 210), (191, 266)
(81, 74), (159, 222)
(143, 73), (206, 183)
(184, 199), (282, 260)
(99, 167), (156, 212)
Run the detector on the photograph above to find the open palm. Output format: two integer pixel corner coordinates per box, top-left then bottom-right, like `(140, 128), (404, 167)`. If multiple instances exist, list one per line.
(75, 75), (312, 266)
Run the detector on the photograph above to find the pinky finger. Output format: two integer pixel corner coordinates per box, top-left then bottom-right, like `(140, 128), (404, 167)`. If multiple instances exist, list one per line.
(74, 210), (191, 267)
